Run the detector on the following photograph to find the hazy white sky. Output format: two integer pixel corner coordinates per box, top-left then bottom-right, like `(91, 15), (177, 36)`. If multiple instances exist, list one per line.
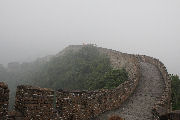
(0, 0), (180, 75)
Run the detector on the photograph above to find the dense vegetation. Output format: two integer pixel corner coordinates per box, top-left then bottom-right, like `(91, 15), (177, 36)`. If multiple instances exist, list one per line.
(171, 74), (180, 110)
(31, 45), (128, 90)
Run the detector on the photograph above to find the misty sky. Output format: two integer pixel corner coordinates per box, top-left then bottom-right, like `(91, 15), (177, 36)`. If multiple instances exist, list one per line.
(0, 0), (179, 75)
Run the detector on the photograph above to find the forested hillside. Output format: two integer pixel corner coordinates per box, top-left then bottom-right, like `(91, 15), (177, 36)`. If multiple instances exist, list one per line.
(30, 45), (128, 90)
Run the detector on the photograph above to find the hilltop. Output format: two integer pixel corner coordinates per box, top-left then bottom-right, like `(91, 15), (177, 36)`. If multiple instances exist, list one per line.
(27, 44), (128, 90)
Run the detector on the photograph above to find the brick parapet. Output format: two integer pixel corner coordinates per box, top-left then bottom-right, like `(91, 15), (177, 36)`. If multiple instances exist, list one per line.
(0, 82), (9, 120)
(14, 85), (57, 120)
(137, 55), (171, 119)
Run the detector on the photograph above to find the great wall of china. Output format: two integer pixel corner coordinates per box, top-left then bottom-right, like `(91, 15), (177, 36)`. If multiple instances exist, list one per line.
(0, 46), (179, 120)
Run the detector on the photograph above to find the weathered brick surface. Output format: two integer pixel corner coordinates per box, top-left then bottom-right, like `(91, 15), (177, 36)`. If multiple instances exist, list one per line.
(14, 85), (57, 120)
(7, 110), (24, 120)
(0, 82), (9, 120)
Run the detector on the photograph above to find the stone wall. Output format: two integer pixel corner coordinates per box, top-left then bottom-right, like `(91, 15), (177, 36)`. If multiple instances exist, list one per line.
(137, 55), (171, 120)
(14, 85), (57, 120)
(55, 47), (141, 120)
(0, 47), (173, 120)
(0, 82), (9, 120)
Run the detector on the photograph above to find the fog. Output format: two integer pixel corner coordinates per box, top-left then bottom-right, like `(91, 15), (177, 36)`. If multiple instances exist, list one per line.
(0, 0), (180, 75)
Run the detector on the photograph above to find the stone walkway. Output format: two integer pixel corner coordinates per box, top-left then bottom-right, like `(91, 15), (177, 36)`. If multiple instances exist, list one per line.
(96, 62), (165, 120)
